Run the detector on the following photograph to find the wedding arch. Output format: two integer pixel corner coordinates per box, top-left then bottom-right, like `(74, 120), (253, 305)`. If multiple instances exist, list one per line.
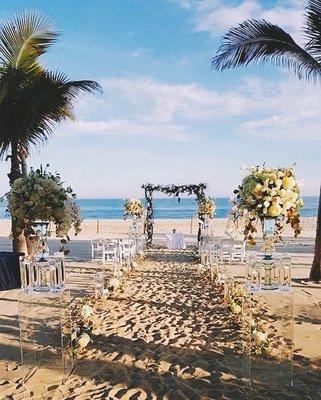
(142, 183), (208, 246)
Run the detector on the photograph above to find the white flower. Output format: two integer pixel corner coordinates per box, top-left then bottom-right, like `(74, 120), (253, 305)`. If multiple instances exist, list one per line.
(253, 330), (267, 343)
(77, 333), (90, 349)
(109, 277), (121, 291)
(80, 304), (94, 318)
(247, 318), (255, 328)
(71, 328), (78, 341)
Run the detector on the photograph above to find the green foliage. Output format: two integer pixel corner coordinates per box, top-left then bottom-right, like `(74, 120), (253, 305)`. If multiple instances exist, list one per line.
(6, 165), (81, 237)
(0, 10), (101, 179)
(212, 1), (321, 82)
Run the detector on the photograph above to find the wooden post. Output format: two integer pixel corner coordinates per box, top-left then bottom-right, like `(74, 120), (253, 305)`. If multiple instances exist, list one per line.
(190, 218), (193, 234)
(96, 219), (100, 235)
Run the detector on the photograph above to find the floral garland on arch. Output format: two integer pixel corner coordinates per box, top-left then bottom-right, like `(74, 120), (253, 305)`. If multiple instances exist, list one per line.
(123, 198), (144, 219)
(6, 166), (81, 239)
(232, 165), (303, 245)
(142, 183), (208, 246)
(198, 197), (216, 219)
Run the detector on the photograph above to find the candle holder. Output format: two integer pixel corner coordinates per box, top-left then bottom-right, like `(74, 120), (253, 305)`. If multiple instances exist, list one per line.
(20, 258), (37, 292)
(247, 253), (286, 291)
(20, 257), (65, 293)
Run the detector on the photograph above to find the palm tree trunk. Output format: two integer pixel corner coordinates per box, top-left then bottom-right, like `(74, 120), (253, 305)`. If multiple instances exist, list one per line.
(21, 157), (28, 176)
(8, 144), (27, 255)
(310, 186), (321, 282)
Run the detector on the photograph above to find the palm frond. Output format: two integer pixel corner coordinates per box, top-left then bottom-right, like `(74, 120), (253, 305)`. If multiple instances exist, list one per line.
(0, 10), (58, 69)
(212, 19), (321, 81)
(305, 0), (321, 61)
(0, 67), (101, 157)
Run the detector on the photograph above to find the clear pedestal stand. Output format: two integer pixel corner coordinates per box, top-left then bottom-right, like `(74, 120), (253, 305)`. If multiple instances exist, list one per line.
(243, 254), (294, 388)
(18, 289), (73, 386)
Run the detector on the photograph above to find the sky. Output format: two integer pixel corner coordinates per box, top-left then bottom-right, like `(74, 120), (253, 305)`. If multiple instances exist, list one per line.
(0, 0), (320, 198)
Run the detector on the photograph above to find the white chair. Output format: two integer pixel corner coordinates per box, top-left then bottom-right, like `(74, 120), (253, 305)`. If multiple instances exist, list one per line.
(231, 240), (246, 263)
(220, 238), (232, 263)
(119, 239), (135, 265)
(102, 240), (119, 265)
(208, 240), (221, 264)
(91, 239), (104, 261)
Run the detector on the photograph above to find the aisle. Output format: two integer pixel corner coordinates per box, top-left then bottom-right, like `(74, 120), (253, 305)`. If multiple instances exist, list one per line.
(57, 250), (244, 399)
(2, 251), (319, 399)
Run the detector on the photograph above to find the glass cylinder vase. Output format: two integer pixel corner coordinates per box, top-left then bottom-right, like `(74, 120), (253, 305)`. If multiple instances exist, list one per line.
(261, 217), (276, 255)
(32, 221), (50, 261)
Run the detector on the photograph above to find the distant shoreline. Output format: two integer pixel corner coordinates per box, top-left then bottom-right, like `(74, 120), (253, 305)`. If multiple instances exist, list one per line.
(0, 197), (318, 219)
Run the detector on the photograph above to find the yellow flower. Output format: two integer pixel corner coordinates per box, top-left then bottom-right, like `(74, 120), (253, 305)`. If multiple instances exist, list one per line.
(230, 301), (242, 314)
(282, 176), (296, 189)
(267, 203), (282, 217)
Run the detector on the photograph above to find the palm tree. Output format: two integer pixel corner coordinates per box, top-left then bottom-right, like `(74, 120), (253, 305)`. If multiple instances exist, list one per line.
(212, 0), (321, 282)
(0, 11), (101, 253)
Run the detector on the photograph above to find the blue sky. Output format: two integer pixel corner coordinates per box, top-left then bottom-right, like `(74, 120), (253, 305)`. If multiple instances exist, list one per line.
(0, 0), (319, 197)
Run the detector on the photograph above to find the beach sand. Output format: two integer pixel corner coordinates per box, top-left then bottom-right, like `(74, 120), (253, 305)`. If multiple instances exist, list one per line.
(0, 247), (320, 399)
(0, 217), (318, 239)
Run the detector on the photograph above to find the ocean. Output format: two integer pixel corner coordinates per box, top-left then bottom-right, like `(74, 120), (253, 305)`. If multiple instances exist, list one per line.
(0, 197), (317, 219)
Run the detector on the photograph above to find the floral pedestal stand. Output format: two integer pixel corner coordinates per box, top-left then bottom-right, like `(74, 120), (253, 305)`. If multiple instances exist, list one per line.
(200, 216), (211, 237)
(19, 289), (73, 385)
(128, 215), (139, 240)
(243, 289), (294, 387)
(260, 217), (279, 290)
(243, 257), (294, 387)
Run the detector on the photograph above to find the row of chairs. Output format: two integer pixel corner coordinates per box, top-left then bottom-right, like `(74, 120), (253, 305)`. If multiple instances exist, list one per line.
(199, 237), (246, 264)
(91, 238), (141, 265)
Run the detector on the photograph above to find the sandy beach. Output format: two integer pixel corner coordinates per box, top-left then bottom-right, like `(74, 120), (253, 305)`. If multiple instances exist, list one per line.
(0, 217), (318, 239)
(1, 1), (321, 398)
(0, 218), (320, 399)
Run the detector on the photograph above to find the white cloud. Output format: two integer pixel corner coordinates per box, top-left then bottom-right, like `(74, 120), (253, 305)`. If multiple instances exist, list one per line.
(172, 0), (304, 40)
(100, 76), (253, 121)
(244, 118), (321, 141)
(57, 74), (321, 144)
(57, 119), (196, 143)
(240, 76), (321, 141)
(57, 76), (256, 142)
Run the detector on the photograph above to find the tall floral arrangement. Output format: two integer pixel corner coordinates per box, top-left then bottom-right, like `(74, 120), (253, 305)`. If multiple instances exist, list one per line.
(233, 166), (303, 245)
(6, 166), (81, 238)
(123, 198), (144, 219)
(198, 197), (216, 219)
